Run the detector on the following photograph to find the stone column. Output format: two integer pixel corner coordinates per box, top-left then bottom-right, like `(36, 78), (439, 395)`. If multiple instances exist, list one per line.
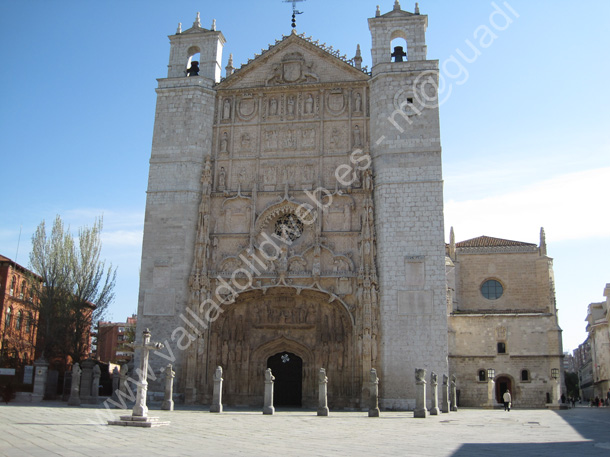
(441, 374), (450, 413)
(67, 363), (82, 406)
(110, 366), (120, 405)
(79, 358), (95, 404)
(429, 371), (439, 415)
(91, 364), (101, 404)
(368, 368), (380, 417)
(317, 368), (329, 416)
(161, 364), (175, 411)
(487, 376), (496, 408)
(263, 368), (275, 415)
(132, 328), (165, 417)
(553, 379), (561, 407)
(414, 368), (428, 418)
(451, 374), (458, 412)
(210, 366), (223, 413)
(32, 358), (49, 402)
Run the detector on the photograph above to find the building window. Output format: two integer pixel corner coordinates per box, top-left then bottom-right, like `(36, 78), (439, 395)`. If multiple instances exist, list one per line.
(25, 313), (33, 334)
(521, 369), (530, 381)
(5, 307), (12, 329)
(481, 279), (503, 300)
(15, 311), (23, 331)
(497, 342), (506, 354)
(19, 282), (26, 300)
(10, 277), (16, 296)
(478, 369), (487, 382)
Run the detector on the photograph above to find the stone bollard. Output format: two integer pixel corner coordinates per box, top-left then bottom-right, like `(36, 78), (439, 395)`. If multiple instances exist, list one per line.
(441, 374), (450, 413)
(368, 368), (380, 417)
(67, 363), (82, 406)
(317, 368), (329, 416)
(161, 364), (175, 411)
(91, 364), (101, 404)
(210, 366), (223, 413)
(263, 368), (275, 415)
(451, 374), (458, 412)
(80, 358), (95, 404)
(414, 368), (428, 418)
(32, 358), (49, 402)
(110, 367), (120, 405)
(429, 371), (439, 415)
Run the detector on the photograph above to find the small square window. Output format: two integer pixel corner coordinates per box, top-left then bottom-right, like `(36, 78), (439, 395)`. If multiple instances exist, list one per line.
(521, 369), (530, 381)
(497, 342), (506, 354)
(478, 370), (486, 382)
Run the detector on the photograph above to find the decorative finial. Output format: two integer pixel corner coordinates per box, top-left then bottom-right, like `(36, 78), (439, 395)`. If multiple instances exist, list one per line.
(394, 0), (401, 11)
(284, 0), (305, 29)
(225, 53), (235, 76)
(194, 12), (201, 28)
(376, 5), (381, 17)
(353, 44), (362, 70)
(415, 2), (420, 14)
(211, 19), (216, 31)
(539, 227), (547, 256)
(449, 227), (456, 260)
(177, 22), (182, 34)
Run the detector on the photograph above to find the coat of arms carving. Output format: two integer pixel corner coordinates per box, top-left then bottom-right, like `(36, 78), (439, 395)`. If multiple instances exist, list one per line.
(267, 52), (319, 85)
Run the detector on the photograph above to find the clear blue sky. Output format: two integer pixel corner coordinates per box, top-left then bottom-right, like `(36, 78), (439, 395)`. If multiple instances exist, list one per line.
(1, 1), (609, 353)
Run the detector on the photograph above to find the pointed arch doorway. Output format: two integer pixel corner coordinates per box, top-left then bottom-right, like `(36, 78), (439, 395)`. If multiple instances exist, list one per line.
(267, 352), (303, 407)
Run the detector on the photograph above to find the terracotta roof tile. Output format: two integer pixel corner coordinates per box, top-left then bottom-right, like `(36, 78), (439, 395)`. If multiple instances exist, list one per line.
(456, 236), (537, 248)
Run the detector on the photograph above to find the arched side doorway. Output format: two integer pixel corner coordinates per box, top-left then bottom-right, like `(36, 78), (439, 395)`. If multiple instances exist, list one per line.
(267, 352), (303, 407)
(495, 376), (513, 404)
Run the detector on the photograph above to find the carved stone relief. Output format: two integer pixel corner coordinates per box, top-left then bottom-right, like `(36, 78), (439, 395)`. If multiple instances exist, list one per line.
(266, 52), (319, 86)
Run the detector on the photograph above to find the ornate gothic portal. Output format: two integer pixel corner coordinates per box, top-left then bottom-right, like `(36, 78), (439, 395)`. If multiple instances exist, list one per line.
(200, 289), (354, 408)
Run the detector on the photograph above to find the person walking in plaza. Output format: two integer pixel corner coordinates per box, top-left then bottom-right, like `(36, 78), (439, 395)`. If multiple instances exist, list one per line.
(503, 389), (512, 411)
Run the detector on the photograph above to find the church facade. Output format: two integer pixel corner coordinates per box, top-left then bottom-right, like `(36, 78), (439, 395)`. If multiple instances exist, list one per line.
(136, 2), (562, 409)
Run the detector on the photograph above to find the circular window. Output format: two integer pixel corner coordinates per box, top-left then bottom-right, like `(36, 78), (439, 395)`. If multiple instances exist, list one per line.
(274, 213), (304, 242)
(481, 279), (503, 300)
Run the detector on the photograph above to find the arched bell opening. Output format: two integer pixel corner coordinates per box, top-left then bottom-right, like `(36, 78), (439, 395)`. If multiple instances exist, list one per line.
(186, 46), (201, 76)
(390, 30), (408, 62)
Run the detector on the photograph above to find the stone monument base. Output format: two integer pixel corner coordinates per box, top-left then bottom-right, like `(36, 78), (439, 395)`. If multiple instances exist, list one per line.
(108, 415), (170, 428)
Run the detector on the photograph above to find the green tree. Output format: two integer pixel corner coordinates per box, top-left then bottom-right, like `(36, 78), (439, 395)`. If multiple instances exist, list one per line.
(28, 215), (117, 364)
(564, 372), (580, 399)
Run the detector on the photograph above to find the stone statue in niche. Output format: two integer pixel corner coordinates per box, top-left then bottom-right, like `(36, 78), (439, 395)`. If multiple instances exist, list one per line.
(287, 96), (296, 116)
(218, 167), (226, 191)
(240, 133), (251, 150)
(354, 92), (362, 113)
(302, 128), (315, 148)
(270, 97), (278, 115)
(223, 99), (231, 120)
(353, 125), (362, 147)
(220, 132), (229, 153)
(305, 94), (314, 114)
(330, 127), (340, 149)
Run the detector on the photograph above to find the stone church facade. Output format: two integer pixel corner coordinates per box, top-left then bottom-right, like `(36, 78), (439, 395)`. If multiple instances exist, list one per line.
(136, 3), (561, 409)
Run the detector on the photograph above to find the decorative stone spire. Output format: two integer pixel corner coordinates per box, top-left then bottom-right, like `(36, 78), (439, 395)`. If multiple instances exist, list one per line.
(353, 44), (362, 70)
(194, 12), (201, 28)
(225, 53), (235, 76)
(211, 19), (216, 31)
(415, 2), (420, 14)
(394, 0), (401, 11)
(177, 22), (182, 34)
(449, 226), (456, 260)
(539, 227), (547, 256)
(376, 5), (381, 17)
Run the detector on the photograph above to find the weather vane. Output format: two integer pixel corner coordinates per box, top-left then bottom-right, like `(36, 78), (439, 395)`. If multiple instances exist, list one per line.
(283, 0), (305, 29)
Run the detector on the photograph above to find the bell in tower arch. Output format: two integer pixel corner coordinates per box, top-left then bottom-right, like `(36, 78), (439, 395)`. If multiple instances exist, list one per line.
(187, 61), (200, 77)
(391, 46), (407, 62)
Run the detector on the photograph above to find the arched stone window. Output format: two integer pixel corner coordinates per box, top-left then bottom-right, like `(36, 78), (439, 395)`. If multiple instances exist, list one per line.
(15, 311), (23, 331)
(10, 276), (16, 296)
(186, 46), (201, 76)
(25, 312), (33, 334)
(390, 30), (408, 62)
(478, 369), (487, 382)
(20, 281), (26, 300)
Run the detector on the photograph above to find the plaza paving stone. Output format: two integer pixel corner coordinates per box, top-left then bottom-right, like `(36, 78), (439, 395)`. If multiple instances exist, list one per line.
(1, 402), (610, 456)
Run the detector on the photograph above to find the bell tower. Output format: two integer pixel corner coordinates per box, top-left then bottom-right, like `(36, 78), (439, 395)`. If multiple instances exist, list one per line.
(369, 1), (448, 409)
(136, 13), (224, 383)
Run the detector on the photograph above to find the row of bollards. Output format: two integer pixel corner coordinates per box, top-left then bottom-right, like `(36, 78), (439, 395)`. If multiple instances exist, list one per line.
(210, 365), (457, 417)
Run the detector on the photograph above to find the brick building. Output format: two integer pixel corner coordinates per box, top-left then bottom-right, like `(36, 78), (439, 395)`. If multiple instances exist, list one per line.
(95, 314), (136, 364)
(0, 255), (39, 370)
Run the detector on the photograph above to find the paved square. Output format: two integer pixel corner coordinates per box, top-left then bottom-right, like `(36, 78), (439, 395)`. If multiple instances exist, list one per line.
(1, 403), (610, 456)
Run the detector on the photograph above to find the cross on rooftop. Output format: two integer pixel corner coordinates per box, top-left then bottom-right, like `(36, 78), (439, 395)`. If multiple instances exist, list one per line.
(283, 0), (305, 29)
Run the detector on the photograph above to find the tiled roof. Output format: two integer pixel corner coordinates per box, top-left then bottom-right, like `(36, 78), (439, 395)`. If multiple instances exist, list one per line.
(456, 236), (537, 248)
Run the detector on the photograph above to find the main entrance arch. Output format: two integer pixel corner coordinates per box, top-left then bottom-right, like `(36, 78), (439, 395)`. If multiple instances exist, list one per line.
(267, 352), (303, 406)
(495, 376), (513, 404)
(201, 288), (355, 407)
